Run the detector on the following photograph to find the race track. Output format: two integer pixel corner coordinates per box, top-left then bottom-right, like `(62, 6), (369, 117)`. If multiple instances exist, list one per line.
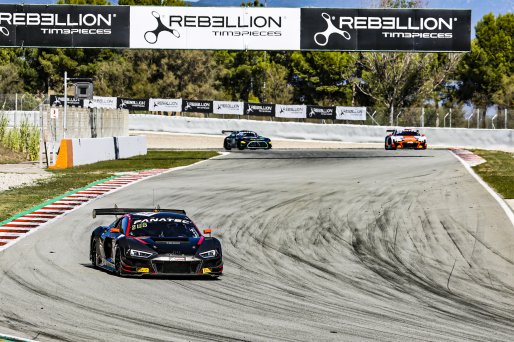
(1, 149), (514, 342)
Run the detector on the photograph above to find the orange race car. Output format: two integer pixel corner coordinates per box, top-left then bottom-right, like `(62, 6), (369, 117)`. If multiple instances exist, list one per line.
(385, 128), (427, 150)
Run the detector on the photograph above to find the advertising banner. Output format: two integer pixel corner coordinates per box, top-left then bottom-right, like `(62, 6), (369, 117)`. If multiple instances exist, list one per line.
(149, 98), (182, 112)
(130, 6), (300, 50)
(117, 98), (149, 111)
(244, 103), (275, 116)
(50, 95), (83, 107)
(182, 100), (213, 113)
(213, 101), (244, 115)
(300, 8), (471, 51)
(306, 105), (335, 119)
(335, 106), (366, 120)
(83, 96), (117, 109)
(0, 4), (130, 48)
(275, 104), (306, 119)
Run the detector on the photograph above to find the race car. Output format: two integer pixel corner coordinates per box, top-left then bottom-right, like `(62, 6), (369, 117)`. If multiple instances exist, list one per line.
(222, 130), (272, 150)
(90, 208), (223, 277)
(385, 128), (427, 150)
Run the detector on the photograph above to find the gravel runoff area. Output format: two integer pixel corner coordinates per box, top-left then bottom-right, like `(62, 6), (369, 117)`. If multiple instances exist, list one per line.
(0, 163), (51, 192)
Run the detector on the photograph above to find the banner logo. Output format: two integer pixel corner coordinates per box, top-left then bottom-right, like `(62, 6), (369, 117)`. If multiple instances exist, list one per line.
(314, 12), (350, 46)
(0, 26), (8, 36)
(145, 11), (180, 44)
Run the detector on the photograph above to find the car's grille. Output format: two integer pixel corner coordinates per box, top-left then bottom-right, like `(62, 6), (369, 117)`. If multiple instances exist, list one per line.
(247, 141), (268, 148)
(152, 261), (201, 274)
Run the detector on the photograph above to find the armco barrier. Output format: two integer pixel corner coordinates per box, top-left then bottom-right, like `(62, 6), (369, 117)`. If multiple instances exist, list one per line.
(50, 136), (147, 169)
(129, 114), (513, 150)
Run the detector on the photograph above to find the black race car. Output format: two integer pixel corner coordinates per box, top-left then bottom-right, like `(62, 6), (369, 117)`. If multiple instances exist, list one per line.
(222, 130), (272, 150)
(90, 208), (223, 277)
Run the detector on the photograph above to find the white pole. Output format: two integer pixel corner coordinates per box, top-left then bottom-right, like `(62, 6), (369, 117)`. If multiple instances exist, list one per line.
(476, 108), (480, 129)
(444, 111), (449, 128)
(421, 107), (424, 128)
(15, 93), (17, 112)
(449, 108), (452, 128)
(39, 104), (43, 168)
(64, 71), (67, 139)
(506, 108), (508, 129)
(492, 112), (498, 129)
(396, 111), (402, 126)
(467, 111), (474, 128)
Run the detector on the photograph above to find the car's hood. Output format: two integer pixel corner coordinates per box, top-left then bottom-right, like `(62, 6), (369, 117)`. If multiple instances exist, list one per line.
(128, 237), (200, 255)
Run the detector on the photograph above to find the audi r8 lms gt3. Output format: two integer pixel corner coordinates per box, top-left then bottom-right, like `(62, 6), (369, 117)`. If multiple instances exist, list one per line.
(222, 130), (272, 150)
(90, 208), (223, 277)
(385, 128), (427, 150)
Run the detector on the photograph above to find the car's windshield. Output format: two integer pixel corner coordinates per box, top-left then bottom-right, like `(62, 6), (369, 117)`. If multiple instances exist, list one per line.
(130, 216), (199, 238)
(398, 131), (419, 136)
(240, 132), (257, 137)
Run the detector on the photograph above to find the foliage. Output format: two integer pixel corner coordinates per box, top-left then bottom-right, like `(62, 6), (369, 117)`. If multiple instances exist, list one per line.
(0, 118), (40, 161)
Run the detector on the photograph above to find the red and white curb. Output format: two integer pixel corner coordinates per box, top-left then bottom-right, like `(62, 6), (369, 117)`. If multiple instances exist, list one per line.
(0, 169), (169, 252)
(449, 148), (486, 167)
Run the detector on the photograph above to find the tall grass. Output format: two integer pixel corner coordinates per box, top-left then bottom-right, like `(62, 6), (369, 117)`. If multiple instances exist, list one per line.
(0, 114), (39, 161)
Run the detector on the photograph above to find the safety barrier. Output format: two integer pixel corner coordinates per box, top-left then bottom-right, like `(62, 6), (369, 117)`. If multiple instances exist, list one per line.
(129, 114), (514, 151)
(50, 136), (147, 169)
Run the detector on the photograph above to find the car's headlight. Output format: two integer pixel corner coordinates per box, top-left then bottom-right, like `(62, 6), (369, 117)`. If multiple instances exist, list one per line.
(199, 249), (218, 258)
(129, 249), (154, 258)
(417, 136), (426, 142)
(241, 141), (246, 144)
(394, 136), (404, 141)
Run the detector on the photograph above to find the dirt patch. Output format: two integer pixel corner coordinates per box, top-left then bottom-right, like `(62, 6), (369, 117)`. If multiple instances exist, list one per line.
(0, 145), (28, 163)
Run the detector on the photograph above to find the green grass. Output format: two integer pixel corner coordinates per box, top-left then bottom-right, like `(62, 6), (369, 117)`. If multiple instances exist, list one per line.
(0, 150), (218, 222)
(472, 150), (514, 199)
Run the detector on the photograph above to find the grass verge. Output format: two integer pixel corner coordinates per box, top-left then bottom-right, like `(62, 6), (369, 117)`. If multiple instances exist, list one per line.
(0, 150), (218, 222)
(472, 150), (514, 199)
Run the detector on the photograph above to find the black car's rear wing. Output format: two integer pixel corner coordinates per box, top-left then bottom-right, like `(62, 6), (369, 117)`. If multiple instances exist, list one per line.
(93, 208), (186, 218)
(386, 129), (395, 133)
(222, 130), (235, 134)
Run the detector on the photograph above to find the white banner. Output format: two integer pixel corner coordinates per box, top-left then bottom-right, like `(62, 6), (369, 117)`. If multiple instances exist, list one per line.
(149, 98), (182, 112)
(275, 104), (306, 119)
(335, 107), (366, 120)
(130, 7), (300, 50)
(213, 101), (244, 115)
(83, 96), (117, 109)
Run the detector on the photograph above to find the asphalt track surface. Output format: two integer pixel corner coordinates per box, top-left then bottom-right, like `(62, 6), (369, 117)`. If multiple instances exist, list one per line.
(1, 149), (514, 342)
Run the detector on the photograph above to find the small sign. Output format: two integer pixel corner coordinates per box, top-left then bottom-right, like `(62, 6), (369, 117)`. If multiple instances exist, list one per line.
(50, 108), (59, 119)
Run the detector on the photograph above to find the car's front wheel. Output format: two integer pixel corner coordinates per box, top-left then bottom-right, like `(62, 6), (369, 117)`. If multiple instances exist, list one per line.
(91, 240), (101, 268)
(237, 142), (245, 150)
(224, 140), (231, 150)
(114, 247), (127, 277)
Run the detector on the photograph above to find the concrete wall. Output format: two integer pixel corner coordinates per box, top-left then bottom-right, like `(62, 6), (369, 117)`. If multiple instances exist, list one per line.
(117, 135), (147, 159)
(129, 115), (514, 150)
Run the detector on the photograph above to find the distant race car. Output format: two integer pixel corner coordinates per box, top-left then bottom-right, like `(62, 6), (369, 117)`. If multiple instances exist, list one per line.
(222, 130), (272, 150)
(90, 208), (223, 277)
(385, 128), (427, 150)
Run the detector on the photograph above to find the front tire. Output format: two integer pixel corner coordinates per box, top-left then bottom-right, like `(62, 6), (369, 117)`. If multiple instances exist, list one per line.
(237, 142), (245, 150)
(91, 240), (101, 269)
(224, 140), (231, 150)
(114, 247), (126, 277)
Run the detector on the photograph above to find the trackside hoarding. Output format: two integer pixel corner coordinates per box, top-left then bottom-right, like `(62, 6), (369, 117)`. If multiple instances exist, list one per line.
(0, 5), (470, 51)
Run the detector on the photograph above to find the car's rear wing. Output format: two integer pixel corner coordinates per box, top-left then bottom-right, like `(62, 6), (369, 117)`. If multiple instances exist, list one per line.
(386, 129), (395, 133)
(93, 208), (186, 218)
(221, 130), (235, 134)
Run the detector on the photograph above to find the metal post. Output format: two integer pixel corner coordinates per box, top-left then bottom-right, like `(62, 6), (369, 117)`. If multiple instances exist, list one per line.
(492, 112), (498, 129)
(39, 104), (43, 168)
(444, 111), (449, 128)
(449, 108), (452, 128)
(64, 71), (67, 139)
(506, 108), (508, 129)
(476, 108), (479, 129)
(15, 93), (17, 112)
(367, 110), (379, 126)
(421, 107), (424, 128)
(467, 111), (474, 128)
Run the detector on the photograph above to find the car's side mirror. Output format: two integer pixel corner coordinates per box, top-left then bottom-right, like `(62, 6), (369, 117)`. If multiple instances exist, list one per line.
(110, 228), (121, 233)
(203, 228), (212, 237)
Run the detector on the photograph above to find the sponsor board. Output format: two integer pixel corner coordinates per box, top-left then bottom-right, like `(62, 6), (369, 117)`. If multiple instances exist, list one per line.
(117, 97), (149, 111)
(83, 96), (117, 109)
(300, 8), (471, 51)
(244, 102), (275, 116)
(275, 104), (306, 119)
(149, 98), (182, 112)
(130, 6), (300, 50)
(306, 105), (335, 119)
(213, 101), (244, 115)
(335, 106), (366, 120)
(0, 4), (130, 48)
(50, 95), (83, 107)
(182, 100), (213, 113)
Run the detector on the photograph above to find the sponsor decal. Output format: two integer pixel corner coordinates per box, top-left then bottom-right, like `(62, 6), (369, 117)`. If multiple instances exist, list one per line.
(243, 102), (275, 116)
(50, 95), (83, 107)
(301, 8), (471, 51)
(306, 105), (335, 119)
(182, 100), (213, 113)
(117, 97), (149, 111)
(335, 106), (366, 121)
(149, 98), (182, 112)
(202, 267), (212, 274)
(83, 96), (117, 109)
(275, 104), (306, 119)
(0, 5), (130, 48)
(213, 101), (244, 115)
(130, 7), (300, 50)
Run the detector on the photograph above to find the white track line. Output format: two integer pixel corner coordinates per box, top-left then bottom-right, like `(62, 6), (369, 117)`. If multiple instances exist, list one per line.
(450, 150), (514, 228)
